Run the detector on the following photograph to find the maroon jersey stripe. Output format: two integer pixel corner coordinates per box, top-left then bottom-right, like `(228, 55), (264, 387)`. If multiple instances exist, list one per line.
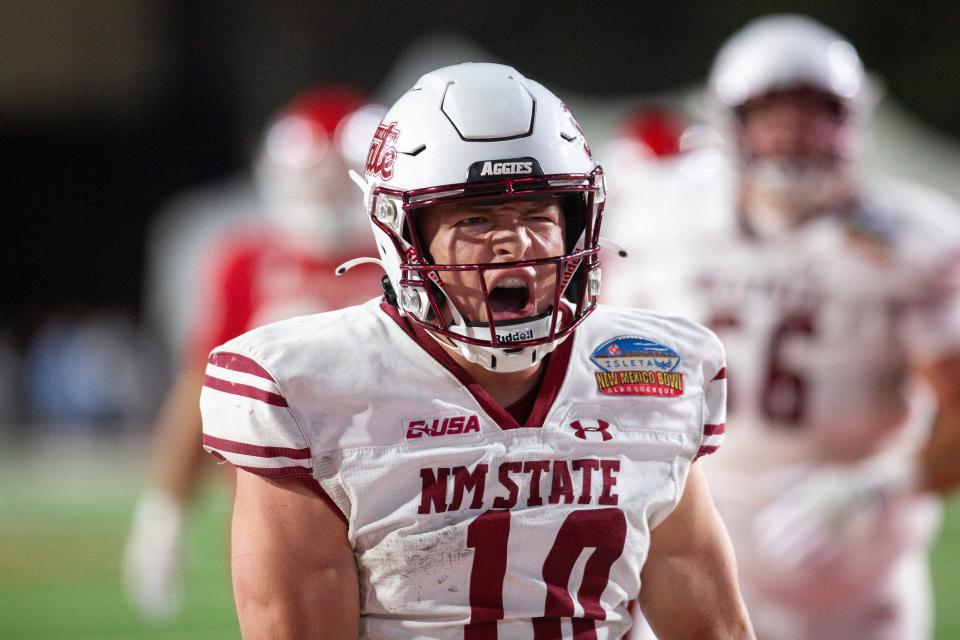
(203, 374), (288, 407)
(711, 366), (727, 381)
(525, 318), (574, 428)
(379, 301), (520, 429)
(208, 351), (277, 382)
(294, 477), (348, 526)
(703, 423), (726, 435)
(203, 433), (311, 460)
(695, 444), (721, 458)
(232, 467), (348, 526)
(235, 463), (312, 479)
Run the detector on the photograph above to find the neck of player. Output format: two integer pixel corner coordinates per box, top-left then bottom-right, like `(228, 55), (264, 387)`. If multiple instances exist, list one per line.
(447, 344), (547, 408)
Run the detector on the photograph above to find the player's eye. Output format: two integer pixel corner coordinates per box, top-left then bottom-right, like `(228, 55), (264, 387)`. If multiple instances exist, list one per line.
(524, 211), (559, 224)
(454, 216), (487, 227)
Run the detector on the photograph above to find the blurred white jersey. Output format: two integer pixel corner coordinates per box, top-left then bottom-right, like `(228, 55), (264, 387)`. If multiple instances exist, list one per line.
(606, 152), (960, 609)
(200, 299), (726, 639)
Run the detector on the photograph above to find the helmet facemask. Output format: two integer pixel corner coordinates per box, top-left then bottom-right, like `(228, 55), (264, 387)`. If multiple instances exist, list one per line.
(353, 63), (604, 371)
(369, 171), (604, 372)
(254, 91), (384, 249)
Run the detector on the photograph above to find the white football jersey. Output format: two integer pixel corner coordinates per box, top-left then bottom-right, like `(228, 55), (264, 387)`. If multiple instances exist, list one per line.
(200, 299), (726, 639)
(605, 155), (960, 603)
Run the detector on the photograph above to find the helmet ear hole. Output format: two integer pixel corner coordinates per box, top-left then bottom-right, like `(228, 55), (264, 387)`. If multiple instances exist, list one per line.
(380, 275), (398, 307)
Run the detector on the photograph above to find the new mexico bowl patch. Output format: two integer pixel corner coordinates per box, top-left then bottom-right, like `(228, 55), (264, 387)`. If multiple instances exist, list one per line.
(590, 336), (684, 397)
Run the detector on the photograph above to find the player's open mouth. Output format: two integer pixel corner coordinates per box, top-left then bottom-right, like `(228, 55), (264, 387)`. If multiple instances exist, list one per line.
(488, 277), (533, 319)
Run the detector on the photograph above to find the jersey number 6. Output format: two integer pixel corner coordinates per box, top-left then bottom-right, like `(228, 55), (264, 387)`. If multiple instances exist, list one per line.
(710, 311), (815, 426)
(465, 508), (627, 640)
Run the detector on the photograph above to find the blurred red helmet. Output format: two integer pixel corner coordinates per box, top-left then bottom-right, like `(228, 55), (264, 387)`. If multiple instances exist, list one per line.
(615, 107), (689, 159)
(255, 86), (384, 244)
(282, 87), (367, 135)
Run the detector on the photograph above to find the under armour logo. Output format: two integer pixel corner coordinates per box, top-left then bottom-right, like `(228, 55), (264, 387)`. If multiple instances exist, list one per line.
(569, 419), (613, 441)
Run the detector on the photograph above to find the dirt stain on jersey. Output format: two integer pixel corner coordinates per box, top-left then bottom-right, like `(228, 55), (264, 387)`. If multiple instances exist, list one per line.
(359, 518), (472, 608)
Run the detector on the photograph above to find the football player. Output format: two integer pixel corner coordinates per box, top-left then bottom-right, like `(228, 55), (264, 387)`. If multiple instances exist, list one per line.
(610, 15), (960, 640)
(199, 62), (754, 639)
(123, 86), (384, 621)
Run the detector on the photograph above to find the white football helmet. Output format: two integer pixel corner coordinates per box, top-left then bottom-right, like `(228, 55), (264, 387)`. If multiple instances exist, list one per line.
(352, 62), (604, 373)
(710, 14), (867, 115)
(254, 87), (384, 245)
(708, 15), (872, 234)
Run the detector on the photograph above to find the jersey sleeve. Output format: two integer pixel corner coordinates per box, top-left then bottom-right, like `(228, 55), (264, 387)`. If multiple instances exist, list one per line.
(696, 360), (727, 460)
(885, 183), (960, 364)
(900, 247), (960, 364)
(199, 349), (313, 479)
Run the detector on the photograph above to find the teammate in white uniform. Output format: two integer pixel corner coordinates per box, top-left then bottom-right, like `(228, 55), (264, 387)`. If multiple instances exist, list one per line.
(609, 15), (960, 640)
(200, 62), (754, 639)
(123, 87), (383, 620)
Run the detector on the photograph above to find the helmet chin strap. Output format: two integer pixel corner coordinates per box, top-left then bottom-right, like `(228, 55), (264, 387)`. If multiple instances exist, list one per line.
(442, 331), (559, 373)
(436, 299), (563, 372)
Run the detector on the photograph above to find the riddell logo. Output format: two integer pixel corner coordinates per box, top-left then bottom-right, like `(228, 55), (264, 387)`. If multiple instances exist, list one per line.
(559, 258), (582, 292)
(480, 161), (533, 176)
(497, 328), (534, 343)
(569, 419), (613, 441)
(404, 414), (481, 439)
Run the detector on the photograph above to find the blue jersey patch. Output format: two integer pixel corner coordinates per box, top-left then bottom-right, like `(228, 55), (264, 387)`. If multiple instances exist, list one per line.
(590, 336), (681, 372)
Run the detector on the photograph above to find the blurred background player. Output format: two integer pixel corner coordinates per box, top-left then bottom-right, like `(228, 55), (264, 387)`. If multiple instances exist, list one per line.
(600, 104), (691, 219)
(611, 14), (960, 640)
(123, 86), (384, 621)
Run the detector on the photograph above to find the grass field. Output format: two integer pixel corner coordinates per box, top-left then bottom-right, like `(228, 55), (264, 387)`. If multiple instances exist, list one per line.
(1, 440), (959, 639)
